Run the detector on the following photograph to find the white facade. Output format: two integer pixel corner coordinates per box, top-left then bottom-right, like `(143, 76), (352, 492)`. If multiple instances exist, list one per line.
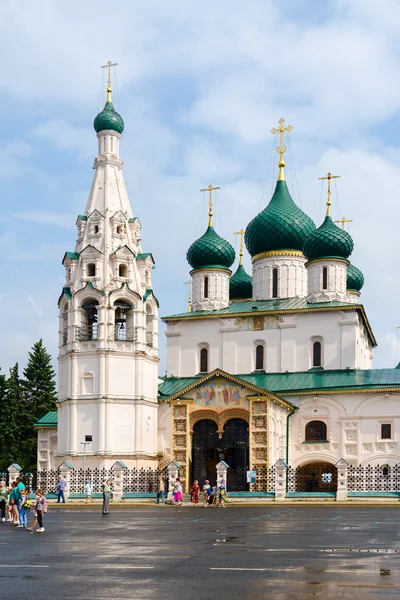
(307, 258), (348, 303)
(54, 117), (159, 470)
(191, 268), (231, 311)
(165, 308), (373, 378)
(289, 392), (400, 467)
(252, 252), (307, 300)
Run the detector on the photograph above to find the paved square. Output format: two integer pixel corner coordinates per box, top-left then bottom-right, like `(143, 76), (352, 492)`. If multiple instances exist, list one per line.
(2, 505), (400, 599)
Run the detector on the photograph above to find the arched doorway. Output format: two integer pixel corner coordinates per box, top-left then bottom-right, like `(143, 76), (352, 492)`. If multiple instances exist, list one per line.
(192, 420), (219, 486)
(191, 418), (249, 489)
(293, 462), (338, 493)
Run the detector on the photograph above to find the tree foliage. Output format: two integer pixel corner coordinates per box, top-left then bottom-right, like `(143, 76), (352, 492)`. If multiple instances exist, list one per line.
(0, 340), (57, 473)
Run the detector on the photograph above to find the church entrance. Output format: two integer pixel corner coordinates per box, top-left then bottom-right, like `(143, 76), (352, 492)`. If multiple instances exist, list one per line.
(192, 418), (249, 490)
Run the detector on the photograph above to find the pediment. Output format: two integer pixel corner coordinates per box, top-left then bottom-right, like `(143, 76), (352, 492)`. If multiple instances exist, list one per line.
(80, 244), (102, 257)
(110, 245), (135, 259)
(110, 210), (127, 223)
(87, 209), (104, 221)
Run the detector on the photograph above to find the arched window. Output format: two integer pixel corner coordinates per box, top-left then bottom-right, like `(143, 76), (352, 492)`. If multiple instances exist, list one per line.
(119, 264), (127, 278)
(322, 266), (328, 290)
(114, 301), (134, 341)
(116, 225), (122, 234)
(305, 420), (327, 441)
(93, 225), (99, 234)
(200, 348), (208, 373)
(146, 304), (154, 347)
(272, 268), (278, 298)
(81, 301), (98, 341)
(204, 276), (209, 299)
(312, 341), (322, 367)
(87, 263), (96, 277)
(255, 344), (264, 370)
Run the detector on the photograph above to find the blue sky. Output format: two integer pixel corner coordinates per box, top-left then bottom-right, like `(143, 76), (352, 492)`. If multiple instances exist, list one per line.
(1, 0), (400, 373)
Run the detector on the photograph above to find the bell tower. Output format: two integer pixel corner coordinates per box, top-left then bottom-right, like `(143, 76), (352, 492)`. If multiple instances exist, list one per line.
(57, 64), (159, 468)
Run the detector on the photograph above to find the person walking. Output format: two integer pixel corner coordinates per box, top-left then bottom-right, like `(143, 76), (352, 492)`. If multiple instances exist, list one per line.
(202, 480), (211, 507)
(174, 478), (182, 505)
(28, 489), (47, 532)
(9, 482), (19, 524)
(84, 480), (94, 503)
(0, 482), (7, 522)
(217, 479), (226, 508)
(102, 479), (111, 514)
(190, 480), (200, 505)
(17, 489), (31, 528)
(157, 477), (165, 504)
(57, 475), (66, 503)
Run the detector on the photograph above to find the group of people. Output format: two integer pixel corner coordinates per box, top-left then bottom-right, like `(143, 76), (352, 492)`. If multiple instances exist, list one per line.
(156, 477), (227, 507)
(0, 478), (47, 532)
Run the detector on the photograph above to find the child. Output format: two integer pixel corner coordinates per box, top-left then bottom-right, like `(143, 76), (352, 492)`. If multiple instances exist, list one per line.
(17, 488), (30, 528)
(84, 480), (94, 503)
(31, 489), (47, 533)
(202, 480), (211, 507)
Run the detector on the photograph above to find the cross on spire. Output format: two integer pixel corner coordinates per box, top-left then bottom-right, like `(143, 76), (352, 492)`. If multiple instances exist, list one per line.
(233, 229), (245, 265)
(334, 217), (353, 230)
(183, 280), (192, 313)
(270, 118), (293, 181)
(101, 60), (118, 102)
(318, 172), (340, 217)
(200, 184), (220, 227)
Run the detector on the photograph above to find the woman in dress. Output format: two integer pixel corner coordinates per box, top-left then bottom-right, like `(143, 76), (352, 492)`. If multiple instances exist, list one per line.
(190, 480), (200, 504)
(174, 478), (182, 505)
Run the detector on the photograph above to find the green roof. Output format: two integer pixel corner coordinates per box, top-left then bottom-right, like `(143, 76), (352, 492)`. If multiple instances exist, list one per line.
(33, 411), (58, 428)
(159, 368), (400, 399)
(136, 252), (155, 263)
(143, 288), (159, 307)
(128, 217), (138, 223)
(77, 215), (87, 221)
(303, 215), (353, 261)
(230, 264), (252, 300)
(187, 225), (235, 270)
(347, 264), (364, 292)
(245, 180), (315, 257)
(162, 297), (376, 346)
(63, 251), (79, 261)
(93, 101), (124, 134)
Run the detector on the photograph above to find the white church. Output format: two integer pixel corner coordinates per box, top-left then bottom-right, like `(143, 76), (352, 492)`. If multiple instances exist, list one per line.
(35, 77), (400, 493)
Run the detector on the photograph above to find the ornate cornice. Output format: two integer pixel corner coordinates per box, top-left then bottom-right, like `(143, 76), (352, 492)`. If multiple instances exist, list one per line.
(285, 387), (400, 396)
(190, 267), (232, 275)
(306, 258), (349, 267)
(252, 250), (305, 263)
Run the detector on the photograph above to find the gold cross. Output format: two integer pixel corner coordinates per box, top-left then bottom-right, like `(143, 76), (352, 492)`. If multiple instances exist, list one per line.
(101, 60), (118, 102)
(334, 217), (353, 230)
(271, 118), (293, 180)
(183, 280), (192, 313)
(200, 184), (220, 227)
(318, 172), (340, 217)
(233, 229), (245, 265)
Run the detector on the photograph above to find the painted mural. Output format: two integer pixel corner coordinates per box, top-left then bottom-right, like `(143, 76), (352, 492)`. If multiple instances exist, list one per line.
(193, 377), (249, 408)
(233, 315), (284, 331)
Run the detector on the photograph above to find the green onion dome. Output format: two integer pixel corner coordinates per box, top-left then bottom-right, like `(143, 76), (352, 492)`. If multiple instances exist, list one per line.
(347, 264), (364, 292)
(303, 215), (354, 261)
(230, 264), (252, 300)
(94, 101), (124, 135)
(245, 180), (315, 257)
(187, 225), (235, 270)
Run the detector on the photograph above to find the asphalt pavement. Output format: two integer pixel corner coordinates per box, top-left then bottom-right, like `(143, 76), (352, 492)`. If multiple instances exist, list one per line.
(1, 504), (400, 599)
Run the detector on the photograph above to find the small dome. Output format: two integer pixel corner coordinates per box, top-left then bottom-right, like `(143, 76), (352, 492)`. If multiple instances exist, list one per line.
(245, 180), (315, 257)
(187, 225), (235, 270)
(94, 101), (124, 135)
(303, 216), (354, 261)
(347, 264), (364, 292)
(230, 264), (252, 300)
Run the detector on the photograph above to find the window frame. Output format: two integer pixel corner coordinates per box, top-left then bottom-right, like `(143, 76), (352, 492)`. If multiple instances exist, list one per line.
(204, 276), (209, 299)
(199, 347), (209, 373)
(255, 344), (264, 370)
(272, 268), (278, 299)
(381, 423), (392, 440)
(322, 266), (328, 290)
(305, 420), (328, 442)
(312, 340), (322, 368)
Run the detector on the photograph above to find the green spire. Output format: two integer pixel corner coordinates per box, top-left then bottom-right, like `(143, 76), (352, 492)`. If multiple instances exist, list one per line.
(230, 264), (252, 300)
(347, 264), (364, 292)
(303, 215), (354, 261)
(94, 101), (124, 134)
(187, 225), (235, 270)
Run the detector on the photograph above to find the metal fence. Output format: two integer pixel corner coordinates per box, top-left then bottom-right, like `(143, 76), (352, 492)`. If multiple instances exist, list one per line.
(347, 464), (400, 492)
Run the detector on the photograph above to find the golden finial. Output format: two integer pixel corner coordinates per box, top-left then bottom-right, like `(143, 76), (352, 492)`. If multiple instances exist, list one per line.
(318, 172), (340, 217)
(334, 217), (353, 230)
(200, 184), (220, 227)
(270, 118), (293, 181)
(233, 229), (245, 265)
(184, 281), (192, 312)
(101, 60), (118, 103)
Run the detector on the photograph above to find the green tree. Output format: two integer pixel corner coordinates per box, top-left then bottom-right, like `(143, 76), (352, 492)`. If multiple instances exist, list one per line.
(22, 340), (57, 472)
(0, 364), (24, 471)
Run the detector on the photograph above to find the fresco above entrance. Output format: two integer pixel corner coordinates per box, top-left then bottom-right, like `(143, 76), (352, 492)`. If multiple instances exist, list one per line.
(192, 377), (249, 408)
